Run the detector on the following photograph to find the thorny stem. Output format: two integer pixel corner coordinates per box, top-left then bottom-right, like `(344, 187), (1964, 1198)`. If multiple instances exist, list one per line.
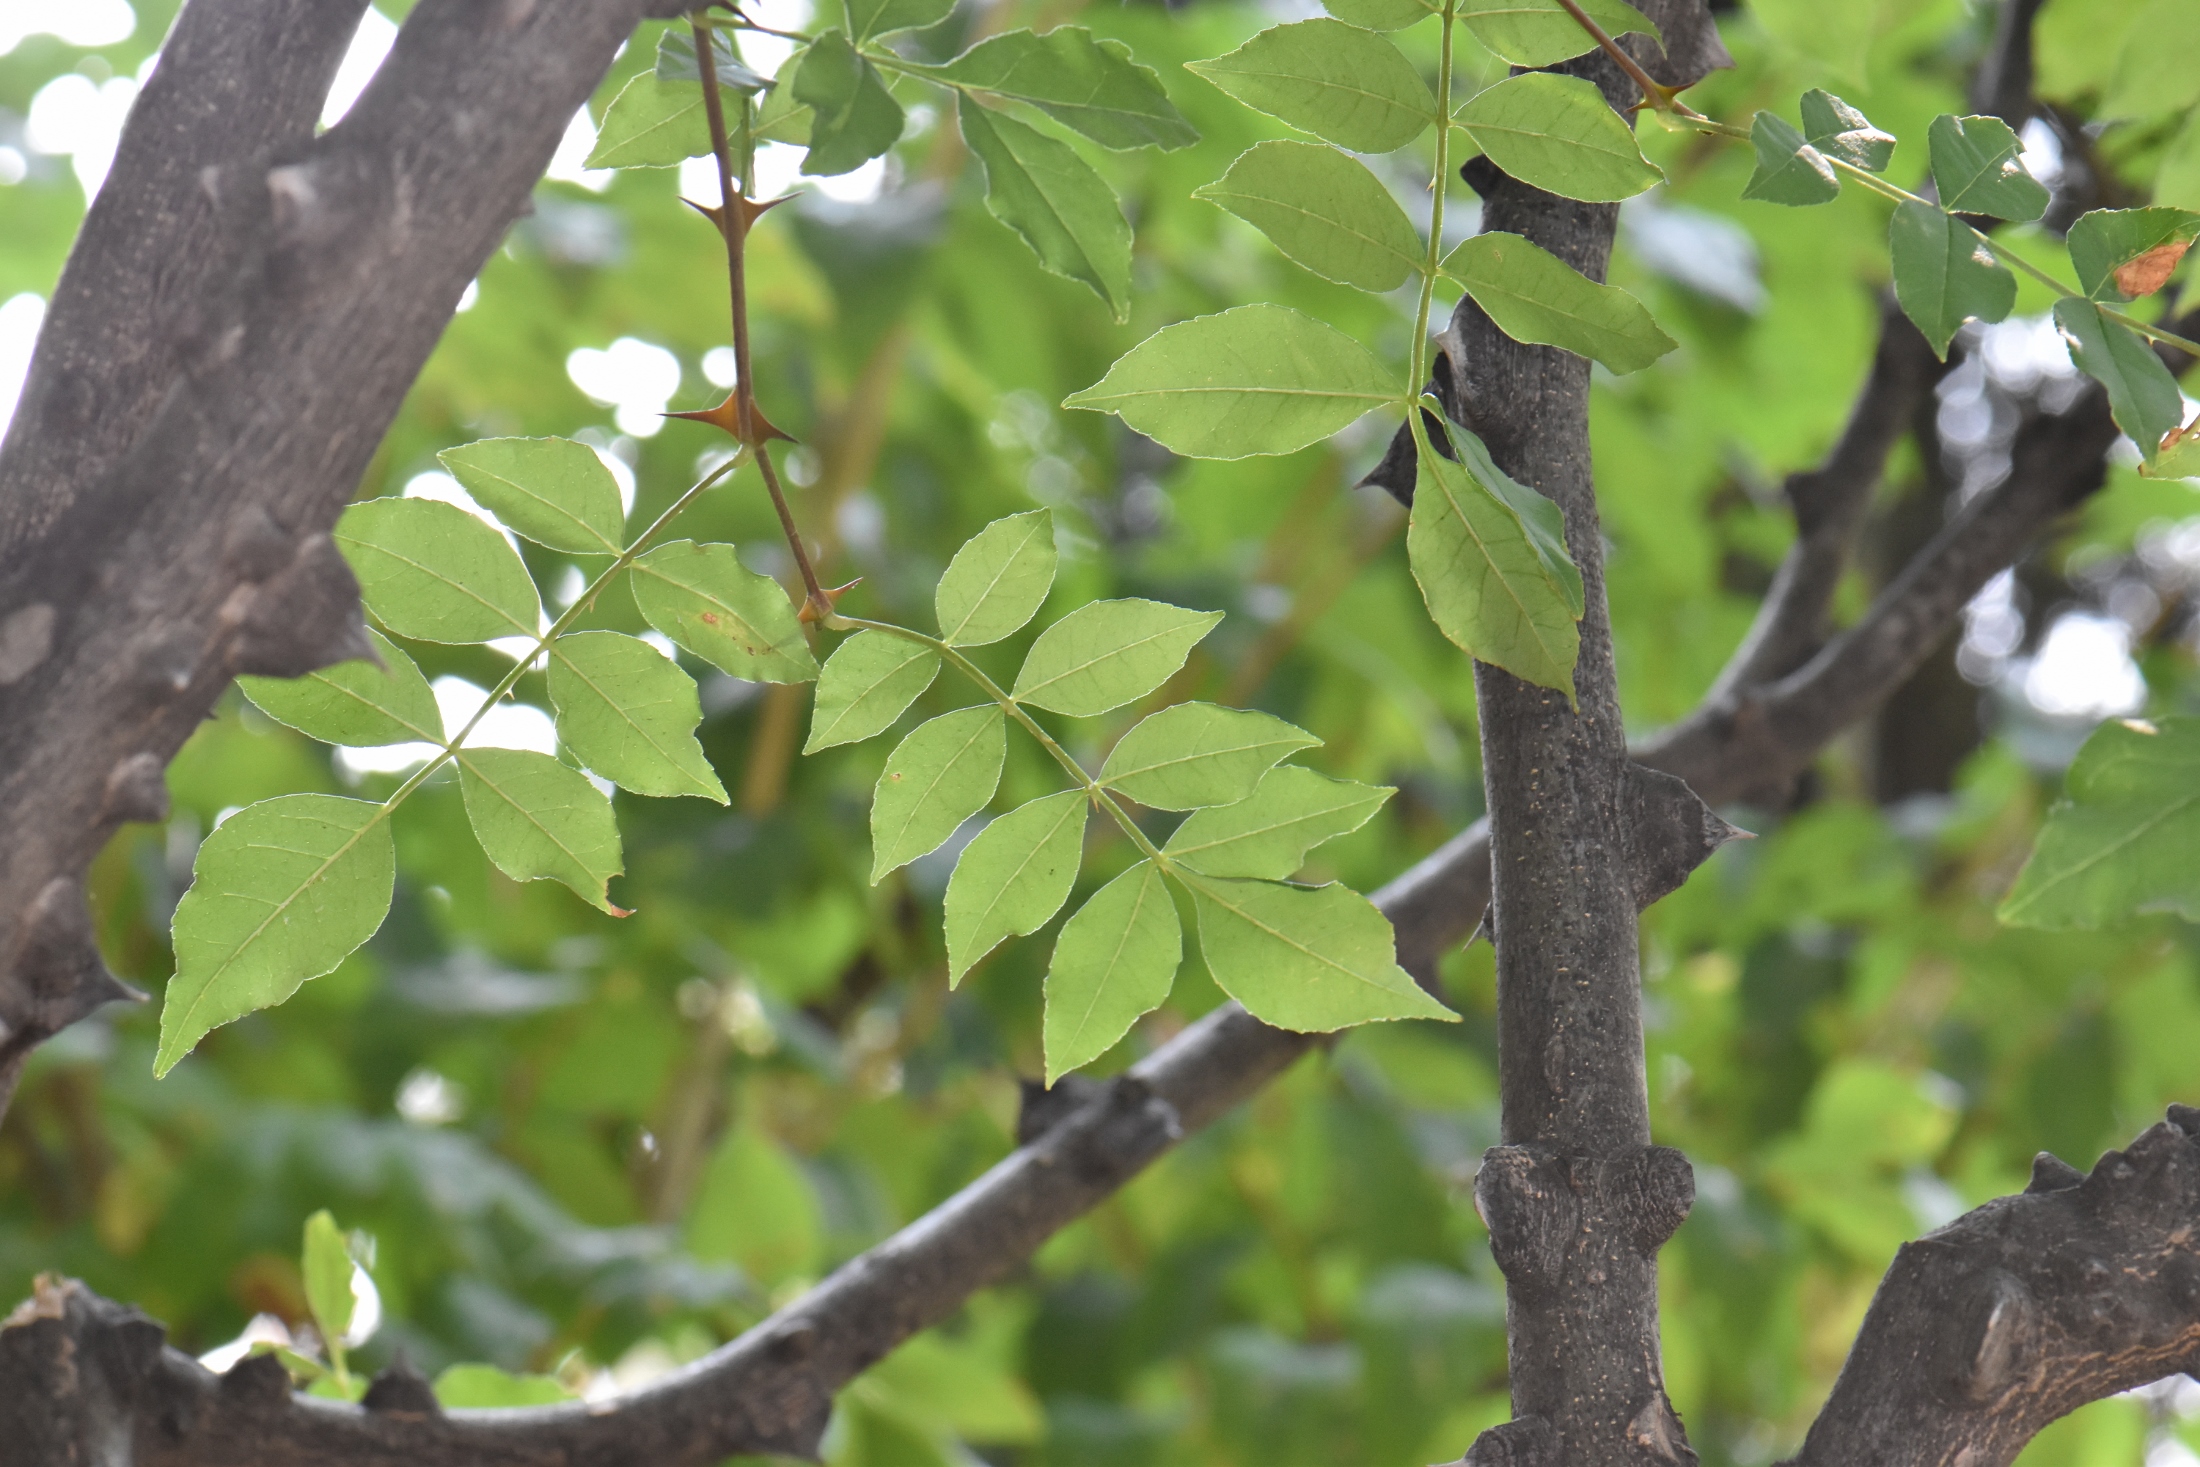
(1551, 0), (1698, 119)
(1409, 0), (1458, 396)
(830, 615), (1174, 868)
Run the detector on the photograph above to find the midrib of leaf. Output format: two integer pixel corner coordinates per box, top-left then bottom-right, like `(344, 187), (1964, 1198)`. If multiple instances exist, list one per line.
(942, 537), (1036, 642)
(2014, 786), (2200, 909)
(882, 715), (997, 851)
(343, 536), (534, 635)
(818, 651), (931, 742)
(1191, 877), (1395, 994)
(1169, 803), (1363, 862)
(308, 674), (440, 743)
(1208, 189), (1418, 265)
(636, 563), (781, 648)
(1423, 467), (1572, 668)
(554, 647), (707, 785)
(1202, 64), (1423, 116)
(470, 470), (616, 553)
(1060, 868), (1158, 1050)
(175, 812), (386, 1034)
(1019, 625), (1188, 701)
(1467, 116), (1638, 167)
(462, 755), (600, 876)
(964, 798), (1082, 946)
(1452, 271), (1628, 342)
(1109, 736), (1295, 786)
(1081, 384), (1394, 402)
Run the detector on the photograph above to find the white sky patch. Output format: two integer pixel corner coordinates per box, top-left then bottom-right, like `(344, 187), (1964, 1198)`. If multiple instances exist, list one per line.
(0, 292), (45, 443)
(0, 147), (27, 185)
(321, 6), (397, 128)
(2021, 611), (2147, 720)
(455, 279), (480, 313)
(544, 106), (612, 192)
(702, 345), (738, 388)
(396, 1067), (466, 1126)
(568, 336), (681, 437)
(26, 71), (138, 198)
(683, 142), (880, 207)
(1977, 313), (2075, 393)
(735, 0), (810, 75)
(435, 676), (557, 752)
(0, 0), (135, 55)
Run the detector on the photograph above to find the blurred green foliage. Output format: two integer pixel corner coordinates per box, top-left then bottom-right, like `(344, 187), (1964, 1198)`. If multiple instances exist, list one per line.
(3, 0), (2199, 1462)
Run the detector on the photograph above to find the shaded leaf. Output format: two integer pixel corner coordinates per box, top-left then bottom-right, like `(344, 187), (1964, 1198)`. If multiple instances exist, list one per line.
(1455, 73), (1663, 203)
(335, 497), (541, 645)
(1187, 20), (1433, 155)
(1799, 89), (1893, 172)
(239, 628), (439, 748)
(548, 631), (727, 802)
(1063, 305), (1397, 460)
(632, 539), (817, 683)
(1927, 113), (2049, 222)
(936, 509), (1058, 647)
(870, 706), (1007, 881)
(586, 74), (716, 170)
(1011, 598), (1223, 716)
(1323, 0), (1432, 32)
(1044, 861), (1181, 1080)
(2054, 297), (2186, 457)
(806, 630), (941, 750)
(437, 437), (626, 555)
(844, 0), (954, 42)
(2066, 207), (2200, 302)
(958, 101), (1133, 319)
(1461, 0), (1661, 68)
(655, 27), (771, 90)
(945, 789), (1088, 984)
(1741, 110), (1839, 207)
(1183, 874), (1456, 1031)
(930, 27), (1197, 152)
(457, 748), (626, 914)
(1099, 702), (1318, 810)
(1888, 199), (2016, 358)
(1194, 141), (1423, 292)
(795, 31), (904, 177)
(1443, 231), (1676, 373)
(2000, 718), (2200, 928)
(1164, 766), (1393, 879)
(157, 795), (394, 1076)
(301, 1211), (356, 1359)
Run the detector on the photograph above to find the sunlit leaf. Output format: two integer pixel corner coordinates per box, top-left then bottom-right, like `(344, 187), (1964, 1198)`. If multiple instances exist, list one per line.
(1927, 113), (2049, 222)
(958, 101), (1133, 319)
(301, 1211), (356, 1359)
(586, 74), (715, 170)
(632, 540), (817, 684)
(1741, 111), (1839, 207)
(1443, 231), (1676, 372)
(1044, 860), (1181, 1080)
(1798, 89), (1893, 172)
(2001, 718), (2200, 928)
(1322, 0), (1431, 32)
(1100, 702), (1317, 810)
(1183, 873), (1455, 1031)
(437, 437), (626, 555)
(930, 27), (1198, 152)
(547, 631), (727, 802)
(1188, 20), (1433, 155)
(1194, 141), (1423, 292)
(1454, 73), (1662, 203)
(1164, 767), (1393, 879)
(457, 748), (626, 914)
(1011, 598), (1223, 716)
(870, 706), (1007, 881)
(806, 630), (941, 751)
(945, 789), (1088, 984)
(335, 497), (540, 646)
(239, 628), (440, 748)
(1888, 199), (2016, 358)
(936, 509), (1058, 647)
(1460, 0), (1660, 68)
(433, 1365), (575, 1408)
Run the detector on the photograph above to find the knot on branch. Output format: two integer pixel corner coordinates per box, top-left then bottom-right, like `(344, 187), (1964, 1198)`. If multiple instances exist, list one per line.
(1037, 1074), (1184, 1188)
(1017, 1074), (1105, 1146)
(1620, 763), (1749, 910)
(1626, 1392), (1699, 1464)
(3, 879), (143, 1055)
(102, 751), (172, 827)
(0, 601), (56, 686)
(361, 1354), (442, 1418)
(224, 531), (374, 679)
(1458, 1414), (1557, 1466)
(0, 1275), (202, 1454)
(1607, 1144), (1696, 1254)
(1942, 1269), (2040, 1405)
(1475, 1146), (1576, 1296)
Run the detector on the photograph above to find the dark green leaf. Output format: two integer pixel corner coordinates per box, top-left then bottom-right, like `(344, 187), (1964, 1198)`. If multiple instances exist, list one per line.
(655, 28), (771, 91)
(1741, 111), (1839, 207)
(1194, 141), (1423, 292)
(1798, 89), (1893, 172)
(2066, 207), (2200, 302)
(1927, 113), (2049, 222)
(2000, 717), (2200, 928)
(1442, 230), (1676, 372)
(2054, 297), (2186, 457)
(930, 27), (1197, 152)
(958, 100), (1133, 319)
(1187, 20), (1433, 155)
(1888, 199), (2016, 358)
(1455, 73), (1663, 203)
(794, 31), (904, 177)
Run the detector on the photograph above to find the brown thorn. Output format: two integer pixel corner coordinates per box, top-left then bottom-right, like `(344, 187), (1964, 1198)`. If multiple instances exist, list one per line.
(799, 579), (862, 623)
(663, 391), (797, 445)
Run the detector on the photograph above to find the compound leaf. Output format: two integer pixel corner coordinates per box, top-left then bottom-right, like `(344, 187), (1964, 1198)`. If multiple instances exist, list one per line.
(335, 497), (540, 646)
(958, 101), (1133, 319)
(632, 540), (817, 684)
(870, 706), (1006, 881)
(548, 631), (726, 802)
(1184, 874), (1455, 1031)
(1194, 141), (1423, 292)
(1044, 860), (1181, 1080)
(807, 631), (941, 751)
(1443, 231), (1676, 373)
(936, 509), (1058, 647)
(437, 437), (626, 555)
(1455, 73), (1662, 203)
(1187, 20), (1433, 154)
(1164, 766), (1393, 879)
(239, 628), (440, 748)
(1889, 199), (2016, 358)
(945, 789), (1088, 983)
(1012, 599), (1223, 716)
(457, 748), (626, 914)
(157, 794), (393, 1076)
(1100, 702), (1318, 810)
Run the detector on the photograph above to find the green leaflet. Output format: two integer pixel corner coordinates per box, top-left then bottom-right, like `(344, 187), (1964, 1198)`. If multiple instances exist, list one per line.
(302, 1211), (356, 1362)
(1187, 20), (1433, 155)
(1451, 424), (1584, 617)
(1407, 416), (1582, 695)
(654, 28), (771, 91)
(437, 437), (626, 555)
(686, 1122), (824, 1281)
(2054, 298), (2186, 458)
(806, 630), (941, 750)
(958, 101), (1133, 319)
(1741, 111), (1839, 207)
(457, 748), (626, 914)
(1182, 874), (1455, 1032)
(157, 794), (394, 1076)
(929, 27), (1198, 152)
(1888, 199), (2016, 359)
(756, 65), (815, 148)
(944, 789), (1088, 984)
(1164, 766), (1393, 879)
(1442, 231), (1676, 373)
(1063, 304), (1397, 460)
(845, 0), (953, 42)
(1043, 860), (1181, 1081)
(632, 540), (818, 684)
(2000, 718), (2200, 929)
(1799, 89), (1893, 172)
(433, 1365), (575, 1408)
(2102, 0), (2200, 117)
(794, 31), (904, 177)
(1099, 702), (1318, 810)
(2066, 207), (2200, 302)
(1011, 598), (1223, 717)
(1194, 141), (1422, 292)
(870, 706), (1007, 881)
(586, 75), (716, 171)
(1927, 114), (2049, 223)
(547, 631), (727, 802)
(1454, 73), (1663, 204)
(239, 628), (439, 748)
(1460, 0), (1660, 68)
(2150, 422), (2200, 480)
(936, 509), (1058, 647)
(1322, 0), (1431, 33)
(335, 497), (541, 645)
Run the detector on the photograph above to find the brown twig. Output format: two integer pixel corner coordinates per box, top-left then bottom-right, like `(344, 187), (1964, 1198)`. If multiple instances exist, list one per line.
(1550, 0), (1698, 117)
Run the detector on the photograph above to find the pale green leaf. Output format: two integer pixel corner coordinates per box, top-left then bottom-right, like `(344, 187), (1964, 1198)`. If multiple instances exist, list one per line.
(936, 509), (1058, 647)
(1194, 141), (1423, 292)
(1460, 0), (1660, 68)
(1888, 199), (2016, 358)
(870, 706), (1007, 881)
(795, 30), (904, 177)
(157, 795), (393, 1076)
(586, 74), (715, 170)
(654, 28), (771, 91)
(239, 628), (440, 748)
(547, 631), (727, 802)
(686, 1124), (823, 1282)
(1927, 113), (2049, 223)
(335, 497), (541, 645)
(1454, 72), (1663, 203)
(437, 437), (626, 555)
(756, 65), (815, 147)
(846, 0), (954, 41)
(1322, 0), (1431, 32)
(1164, 766), (1393, 879)
(632, 539), (817, 683)
(302, 1211), (355, 1357)
(1044, 860), (1181, 1080)
(806, 630), (941, 751)
(928, 27), (1197, 151)
(457, 748), (626, 914)
(1442, 231), (1676, 373)
(1099, 702), (1317, 810)
(1741, 110), (1839, 206)
(958, 101), (1133, 319)
(2054, 298), (2186, 458)
(2066, 207), (2200, 303)
(1063, 305), (1397, 460)
(945, 789), (1088, 984)
(1799, 89), (1893, 172)
(1011, 599), (1223, 717)
(1407, 417), (1581, 694)
(433, 1365), (575, 1408)
(1184, 874), (1455, 1031)
(2000, 717), (2200, 928)
(1187, 20), (1433, 154)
